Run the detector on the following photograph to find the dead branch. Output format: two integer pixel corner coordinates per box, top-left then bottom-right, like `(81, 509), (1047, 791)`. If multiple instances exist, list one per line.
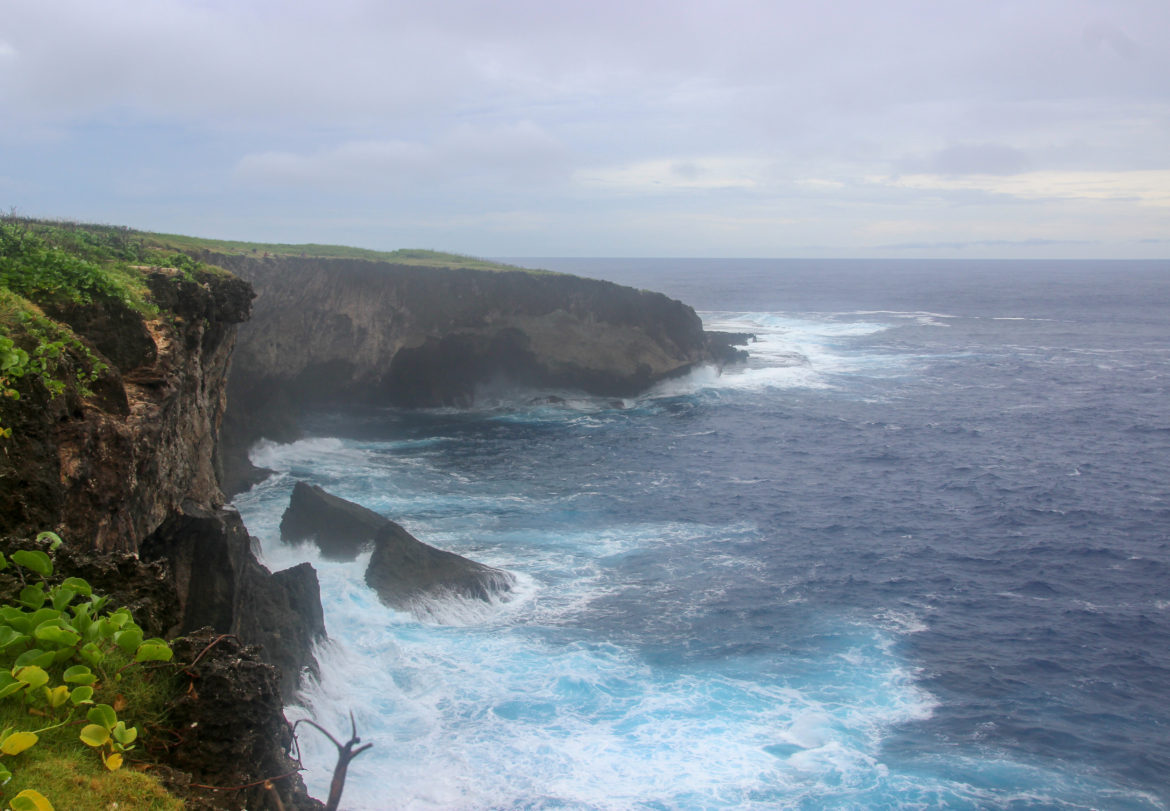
(295, 712), (374, 811)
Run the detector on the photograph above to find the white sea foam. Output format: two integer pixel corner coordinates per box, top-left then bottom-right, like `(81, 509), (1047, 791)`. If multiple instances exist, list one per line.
(646, 311), (916, 399)
(229, 424), (1158, 809)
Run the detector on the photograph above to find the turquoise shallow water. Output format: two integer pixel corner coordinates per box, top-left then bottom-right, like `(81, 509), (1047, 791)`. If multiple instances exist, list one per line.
(234, 259), (1170, 809)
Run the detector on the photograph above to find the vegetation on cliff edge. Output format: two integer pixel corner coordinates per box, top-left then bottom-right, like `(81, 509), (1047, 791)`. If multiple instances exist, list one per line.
(0, 535), (180, 811)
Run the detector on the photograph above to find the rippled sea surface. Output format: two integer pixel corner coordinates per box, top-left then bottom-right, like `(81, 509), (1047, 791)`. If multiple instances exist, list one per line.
(234, 259), (1170, 809)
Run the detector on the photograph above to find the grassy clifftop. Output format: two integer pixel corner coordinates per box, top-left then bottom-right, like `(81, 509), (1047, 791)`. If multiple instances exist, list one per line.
(146, 231), (535, 272)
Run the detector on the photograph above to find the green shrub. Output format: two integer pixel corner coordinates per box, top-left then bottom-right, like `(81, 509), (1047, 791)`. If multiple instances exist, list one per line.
(0, 536), (177, 810)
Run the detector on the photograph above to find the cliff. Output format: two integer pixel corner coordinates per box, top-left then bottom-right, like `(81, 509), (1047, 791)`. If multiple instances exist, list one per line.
(210, 254), (722, 486)
(0, 239), (323, 701)
(0, 267), (251, 550)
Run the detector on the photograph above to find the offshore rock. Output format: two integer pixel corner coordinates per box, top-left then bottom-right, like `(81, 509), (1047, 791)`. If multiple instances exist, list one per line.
(705, 330), (755, 367)
(211, 255), (719, 491)
(140, 503), (326, 701)
(280, 480), (386, 560)
(277, 481), (514, 611)
(365, 518), (515, 612)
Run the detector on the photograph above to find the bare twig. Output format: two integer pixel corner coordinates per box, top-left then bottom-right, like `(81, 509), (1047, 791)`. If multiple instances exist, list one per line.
(295, 712), (374, 811)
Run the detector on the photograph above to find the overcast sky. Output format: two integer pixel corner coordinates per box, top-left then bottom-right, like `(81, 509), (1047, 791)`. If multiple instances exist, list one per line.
(2, 0), (1168, 257)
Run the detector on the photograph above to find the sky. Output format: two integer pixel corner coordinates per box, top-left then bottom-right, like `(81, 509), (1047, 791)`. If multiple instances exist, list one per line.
(2, 0), (1168, 258)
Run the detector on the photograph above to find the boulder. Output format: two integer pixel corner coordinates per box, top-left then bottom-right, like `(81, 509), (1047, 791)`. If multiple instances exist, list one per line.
(364, 520), (515, 612)
(280, 481), (388, 560)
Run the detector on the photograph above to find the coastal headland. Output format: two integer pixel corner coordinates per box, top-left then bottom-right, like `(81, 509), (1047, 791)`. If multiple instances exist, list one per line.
(0, 218), (743, 809)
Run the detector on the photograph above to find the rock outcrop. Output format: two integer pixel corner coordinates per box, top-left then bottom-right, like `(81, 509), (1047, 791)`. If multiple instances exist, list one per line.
(365, 520), (515, 612)
(280, 480), (386, 560)
(210, 255), (727, 490)
(164, 629), (324, 811)
(140, 502), (326, 701)
(277, 481), (513, 611)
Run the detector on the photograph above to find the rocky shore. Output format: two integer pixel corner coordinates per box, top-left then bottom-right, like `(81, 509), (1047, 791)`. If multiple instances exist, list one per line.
(0, 227), (746, 809)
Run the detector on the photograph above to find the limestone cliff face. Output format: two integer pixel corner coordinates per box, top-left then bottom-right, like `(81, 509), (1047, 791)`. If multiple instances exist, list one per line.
(212, 255), (715, 476)
(0, 269), (251, 551)
(0, 266), (325, 701)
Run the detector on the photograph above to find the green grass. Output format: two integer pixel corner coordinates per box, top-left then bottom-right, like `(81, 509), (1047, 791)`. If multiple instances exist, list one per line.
(2, 757), (183, 811)
(143, 231), (555, 273)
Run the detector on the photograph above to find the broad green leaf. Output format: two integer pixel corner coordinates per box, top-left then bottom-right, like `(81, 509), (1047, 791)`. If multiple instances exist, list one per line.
(106, 609), (131, 630)
(69, 685), (94, 705)
(102, 751), (123, 771)
(0, 730), (37, 755)
(60, 577), (92, 597)
(79, 723), (109, 748)
(0, 762), (11, 783)
(49, 586), (76, 612)
(0, 676), (25, 699)
(63, 665), (96, 685)
(134, 639), (174, 663)
(79, 642), (103, 666)
(9, 788), (55, 811)
(0, 627), (27, 650)
(69, 603), (93, 635)
(0, 607), (32, 633)
(14, 650), (55, 669)
(27, 608), (61, 628)
(45, 684), (69, 708)
(111, 721), (137, 746)
(34, 619), (81, 648)
(87, 703), (117, 730)
(14, 666), (48, 691)
(10, 550), (52, 577)
(17, 585), (44, 610)
(113, 627), (143, 655)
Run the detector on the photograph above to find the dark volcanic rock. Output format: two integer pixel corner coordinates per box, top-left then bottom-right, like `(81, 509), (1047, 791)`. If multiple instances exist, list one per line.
(365, 520), (515, 612)
(705, 330), (755, 367)
(278, 482), (514, 611)
(140, 503), (326, 701)
(281, 480), (387, 560)
(164, 629), (323, 811)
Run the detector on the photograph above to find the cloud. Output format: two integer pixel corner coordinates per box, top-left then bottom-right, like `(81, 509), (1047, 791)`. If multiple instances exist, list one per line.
(235, 121), (569, 190)
(882, 170), (1170, 206)
(575, 157), (763, 192)
(1082, 20), (1140, 60)
(2, 0), (1169, 256)
(901, 144), (1032, 176)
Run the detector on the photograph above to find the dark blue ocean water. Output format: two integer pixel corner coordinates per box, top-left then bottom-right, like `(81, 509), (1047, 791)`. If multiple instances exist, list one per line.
(234, 259), (1170, 810)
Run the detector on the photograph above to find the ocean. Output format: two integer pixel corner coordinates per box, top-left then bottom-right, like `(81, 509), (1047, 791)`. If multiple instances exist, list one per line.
(232, 258), (1170, 810)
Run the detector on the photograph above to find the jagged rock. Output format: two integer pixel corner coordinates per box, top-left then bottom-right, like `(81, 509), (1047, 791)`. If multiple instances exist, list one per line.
(280, 480), (387, 560)
(365, 519), (515, 612)
(140, 503), (326, 701)
(164, 629), (323, 811)
(278, 481), (513, 611)
(705, 331), (755, 366)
